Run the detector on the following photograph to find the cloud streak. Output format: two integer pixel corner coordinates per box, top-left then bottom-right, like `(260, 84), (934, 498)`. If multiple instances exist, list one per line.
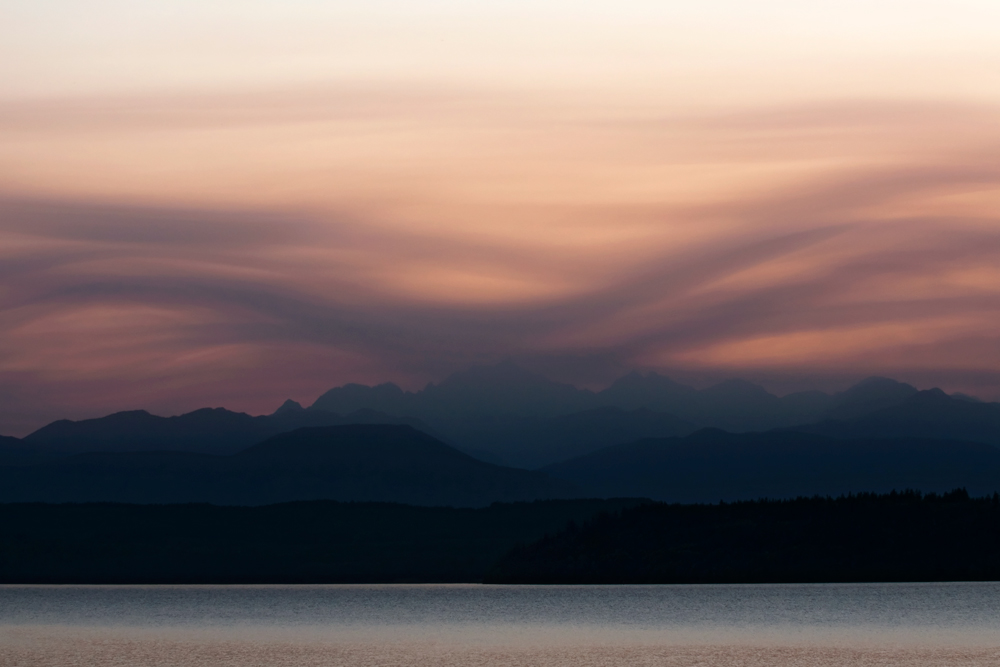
(1, 91), (1000, 433)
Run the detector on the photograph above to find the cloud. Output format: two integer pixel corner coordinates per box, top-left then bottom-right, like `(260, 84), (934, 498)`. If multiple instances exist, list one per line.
(0, 198), (320, 247)
(1, 95), (1000, 433)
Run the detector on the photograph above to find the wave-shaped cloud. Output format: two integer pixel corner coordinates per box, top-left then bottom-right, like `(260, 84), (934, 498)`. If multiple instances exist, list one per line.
(1, 93), (999, 434)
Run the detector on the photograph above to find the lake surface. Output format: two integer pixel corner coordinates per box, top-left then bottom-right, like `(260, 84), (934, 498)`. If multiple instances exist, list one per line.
(2, 583), (1000, 666)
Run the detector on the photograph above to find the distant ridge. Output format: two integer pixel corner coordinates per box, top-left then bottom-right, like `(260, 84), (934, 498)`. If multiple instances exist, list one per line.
(272, 399), (304, 415)
(543, 428), (1000, 502)
(307, 364), (937, 432)
(310, 360), (588, 419)
(8, 361), (993, 470)
(301, 362), (957, 467)
(820, 376), (918, 421)
(0, 424), (581, 507)
(0, 435), (56, 466)
(21, 406), (443, 456)
(793, 388), (1000, 446)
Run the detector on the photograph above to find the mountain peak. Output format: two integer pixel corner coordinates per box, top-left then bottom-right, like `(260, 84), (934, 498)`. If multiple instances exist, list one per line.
(823, 376), (918, 421)
(309, 382), (408, 415)
(607, 370), (690, 390)
(700, 378), (773, 398)
(423, 361), (588, 418)
(598, 371), (695, 413)
(273, 399), (304, 416)
(853, 376), (914, 390)
(908, 387), (951, 403)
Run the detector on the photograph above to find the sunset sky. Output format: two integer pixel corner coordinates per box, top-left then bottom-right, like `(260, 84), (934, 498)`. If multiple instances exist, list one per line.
(2, 1), (1000, 434)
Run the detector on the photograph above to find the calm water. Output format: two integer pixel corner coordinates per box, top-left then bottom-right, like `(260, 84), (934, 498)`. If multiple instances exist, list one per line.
(2, 583), (1000, 666)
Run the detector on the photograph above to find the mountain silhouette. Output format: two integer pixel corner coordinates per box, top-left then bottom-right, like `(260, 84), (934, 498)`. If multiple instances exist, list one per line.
(22, 406), (443, 456)
(520, 407), (696, 466)
(0, 435), (59, 466)
(595, 371), (697, 410)
(440, 407), (697, 469)
(596, 374), (918, 431)
(272, 399), (304, 415)
(820, 376), (918, 421)
(13, 362), (988, 472)
(302, 362), (943, 464)
(684, 379), (786, 431)
(310, 382), (412, 417)
(311, 363), (700, 467)
(25, 408), (268, 455)
(0, 424), (581, 506)
(795, 388), (1000, 445)
(543, 428), (1000, 502)
(421, 360), (593, 418)
(310, 360), (592, 420)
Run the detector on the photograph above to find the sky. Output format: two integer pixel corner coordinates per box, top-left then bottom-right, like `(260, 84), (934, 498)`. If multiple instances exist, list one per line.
(2, 1), (1000, 434)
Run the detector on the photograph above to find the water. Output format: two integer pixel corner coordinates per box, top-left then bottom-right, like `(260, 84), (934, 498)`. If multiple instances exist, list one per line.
(2, 583), (1000, 666)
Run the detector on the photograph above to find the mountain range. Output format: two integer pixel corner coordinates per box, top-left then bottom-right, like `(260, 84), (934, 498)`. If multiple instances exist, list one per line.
(294, 365), (1000, 468)
(304, 364), (973, 466)
(309, 362), (927, 427)
(0, 424), (578, 506)
(543, 428), (1000, 502)
(2, 361), (1000, 506)
(18, 406), (441, 457)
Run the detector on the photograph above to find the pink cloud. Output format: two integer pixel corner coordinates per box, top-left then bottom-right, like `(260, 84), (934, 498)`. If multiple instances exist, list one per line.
(1, 95), (999, 432)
